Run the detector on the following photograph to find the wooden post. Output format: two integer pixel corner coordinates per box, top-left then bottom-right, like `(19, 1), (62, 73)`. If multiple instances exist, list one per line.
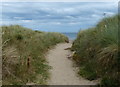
(27, 55), (30, 82)
(27, 56), (30, 69)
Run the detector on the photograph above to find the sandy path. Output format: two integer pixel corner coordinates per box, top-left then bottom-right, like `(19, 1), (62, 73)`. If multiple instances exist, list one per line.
(47, 43), (98, 85)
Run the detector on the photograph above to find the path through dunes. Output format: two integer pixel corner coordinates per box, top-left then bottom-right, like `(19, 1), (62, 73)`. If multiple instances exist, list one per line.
(47, 43), (98, 85)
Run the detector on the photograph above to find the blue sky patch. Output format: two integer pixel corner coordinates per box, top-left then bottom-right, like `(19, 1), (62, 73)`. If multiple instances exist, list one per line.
(1, 2), (118, 32)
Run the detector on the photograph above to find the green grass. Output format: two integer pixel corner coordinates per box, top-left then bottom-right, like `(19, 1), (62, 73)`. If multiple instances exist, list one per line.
(72, 15), (119, 86)
(2, 25), (68, 85)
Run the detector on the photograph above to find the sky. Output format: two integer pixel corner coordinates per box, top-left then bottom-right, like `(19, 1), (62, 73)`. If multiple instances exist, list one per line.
(1, 2), (118, 33)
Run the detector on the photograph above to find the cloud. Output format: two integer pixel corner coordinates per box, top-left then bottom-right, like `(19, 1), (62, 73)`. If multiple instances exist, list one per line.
(1, 2), (118, 32)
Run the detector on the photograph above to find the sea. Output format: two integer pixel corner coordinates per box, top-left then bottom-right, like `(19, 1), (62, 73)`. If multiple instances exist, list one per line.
(62, 32), (78, 40)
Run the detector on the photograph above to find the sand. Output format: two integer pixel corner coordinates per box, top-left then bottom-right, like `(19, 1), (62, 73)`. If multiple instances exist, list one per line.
(47, 43), (98, 85)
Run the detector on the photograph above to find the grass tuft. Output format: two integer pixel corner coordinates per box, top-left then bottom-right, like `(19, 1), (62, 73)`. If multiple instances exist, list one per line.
(2, 25), (68, 85)
(72, 15), (119, 86)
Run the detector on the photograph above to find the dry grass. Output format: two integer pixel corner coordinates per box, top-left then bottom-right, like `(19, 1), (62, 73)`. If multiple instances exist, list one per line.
(72, 15), (119, 86)
(2, 25), (68, 85)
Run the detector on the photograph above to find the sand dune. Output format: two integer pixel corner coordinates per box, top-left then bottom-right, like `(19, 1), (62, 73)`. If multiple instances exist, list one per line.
(47, 43), (98, 85)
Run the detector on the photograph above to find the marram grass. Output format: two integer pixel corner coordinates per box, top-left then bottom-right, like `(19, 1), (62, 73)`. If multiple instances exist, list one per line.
(2, 25), (68, 85)
(72, 15), (119, 86)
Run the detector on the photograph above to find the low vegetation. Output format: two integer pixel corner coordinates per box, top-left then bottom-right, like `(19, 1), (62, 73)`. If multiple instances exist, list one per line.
(2, 25), (68, 85)
(72, 15), (119, 86)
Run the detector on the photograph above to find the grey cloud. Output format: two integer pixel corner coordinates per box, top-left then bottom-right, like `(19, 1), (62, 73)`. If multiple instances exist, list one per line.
(1, 2), (117, 32)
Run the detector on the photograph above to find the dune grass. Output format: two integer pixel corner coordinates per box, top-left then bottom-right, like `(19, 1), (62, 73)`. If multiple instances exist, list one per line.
(2, 25), (68, 85)
(72, 15), (119, 86)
